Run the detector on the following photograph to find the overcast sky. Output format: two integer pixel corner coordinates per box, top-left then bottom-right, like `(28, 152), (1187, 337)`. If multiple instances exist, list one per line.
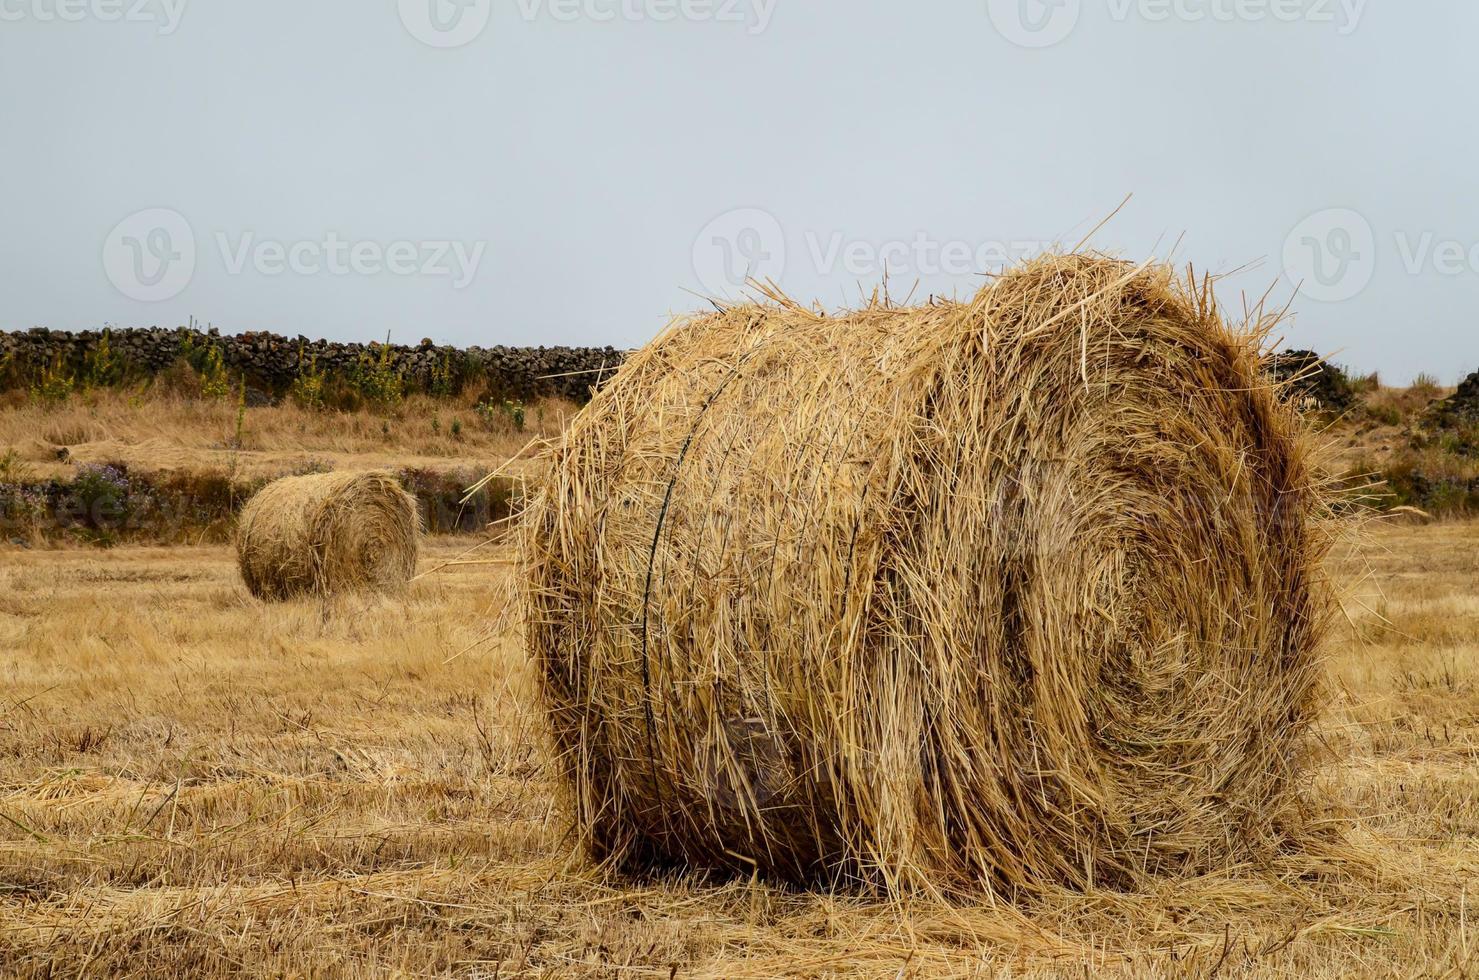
(1, 0), (1474, 382)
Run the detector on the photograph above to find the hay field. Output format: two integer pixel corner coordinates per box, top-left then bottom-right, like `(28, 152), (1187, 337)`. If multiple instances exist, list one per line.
(0, 522), (1475, 977)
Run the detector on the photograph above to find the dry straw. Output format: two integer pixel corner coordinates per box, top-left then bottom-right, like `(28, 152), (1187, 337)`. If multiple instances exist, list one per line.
(520, 254), (1333, 900)
(237, 471), (420, 601)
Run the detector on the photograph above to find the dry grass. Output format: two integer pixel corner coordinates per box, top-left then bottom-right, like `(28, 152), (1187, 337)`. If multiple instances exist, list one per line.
(0, 390), (576, 481)
(1323, 384), (1452, 470)
(0, 530), (1475, 975)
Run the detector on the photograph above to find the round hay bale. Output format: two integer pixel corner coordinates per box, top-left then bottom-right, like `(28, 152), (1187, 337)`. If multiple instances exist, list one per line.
(520, 254), (1332, 897)
(237, 471), (419, 601)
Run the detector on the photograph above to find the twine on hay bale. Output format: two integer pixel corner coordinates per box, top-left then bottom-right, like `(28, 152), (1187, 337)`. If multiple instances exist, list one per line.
(237, 471), (419, 601)
(519, 253), (1334, 898)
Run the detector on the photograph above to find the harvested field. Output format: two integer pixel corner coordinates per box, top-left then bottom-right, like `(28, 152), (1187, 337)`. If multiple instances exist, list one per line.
(0, 523), (1475, 977)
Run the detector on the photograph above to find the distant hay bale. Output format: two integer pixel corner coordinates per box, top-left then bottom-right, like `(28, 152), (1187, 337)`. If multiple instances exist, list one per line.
(519, 253), (1333, 898)
(237, 471), (419, 601)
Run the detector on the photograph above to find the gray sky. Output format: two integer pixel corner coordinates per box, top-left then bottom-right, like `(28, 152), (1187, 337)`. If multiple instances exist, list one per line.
(1, 0), (1474, 383)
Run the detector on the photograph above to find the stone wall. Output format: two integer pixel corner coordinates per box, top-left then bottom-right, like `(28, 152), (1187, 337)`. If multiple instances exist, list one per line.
(1263, 349), (1355, 411)
(1426, 370), (1479, 430)
(0, 326), (628, 403)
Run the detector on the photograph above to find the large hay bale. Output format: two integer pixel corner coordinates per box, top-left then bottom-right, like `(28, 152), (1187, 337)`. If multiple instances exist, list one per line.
(237, 471), (419, 601)
(520, 254), (1332, 898)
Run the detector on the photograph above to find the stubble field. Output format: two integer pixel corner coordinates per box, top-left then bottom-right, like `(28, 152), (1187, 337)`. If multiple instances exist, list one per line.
(0, 519), (1475, 977)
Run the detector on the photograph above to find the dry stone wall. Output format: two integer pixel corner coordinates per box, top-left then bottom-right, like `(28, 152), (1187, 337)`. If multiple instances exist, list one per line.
(0, 326), (627, 403)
